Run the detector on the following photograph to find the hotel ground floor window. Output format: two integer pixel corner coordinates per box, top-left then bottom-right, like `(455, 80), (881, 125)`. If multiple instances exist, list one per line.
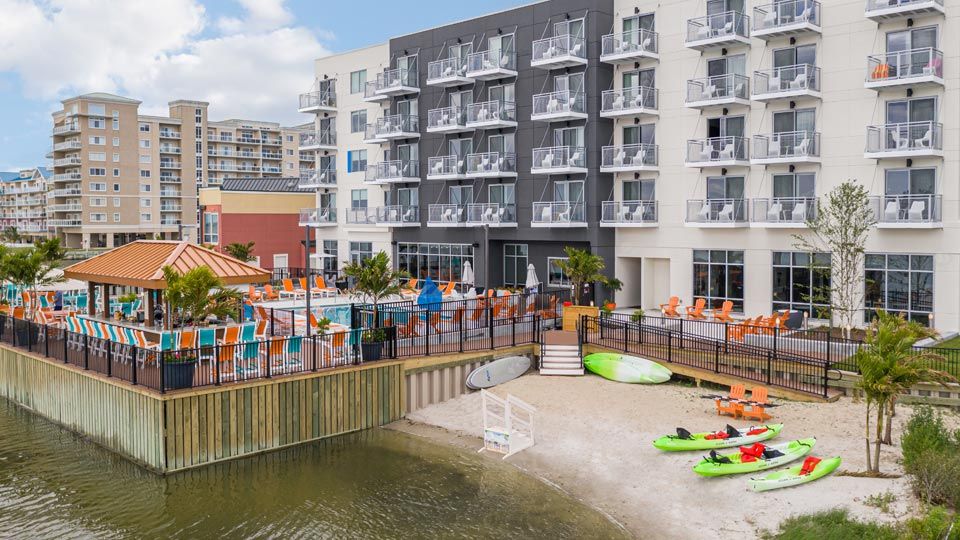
(865, 253), (933, 325)
(349, 242), (372, 265)
(322, 240), (338, 278)
(772, 251), (831, 318)
(693, 250), (744, 311)
(396, 243), (473, 283)
(547, 257), (570, 287)
(503, 244), (528, 287)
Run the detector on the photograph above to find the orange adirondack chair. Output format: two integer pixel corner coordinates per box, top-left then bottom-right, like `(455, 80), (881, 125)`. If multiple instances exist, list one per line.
(261, 284), (279, 301)
(280, 278), (306, 299)
(686, 298), (707, 319)
(660, 296), (681, 318)
(399, 316), (420, 338)
(539, 295), (559, 318)
(728, 316), (762, 341)
(711, 300), (735, 323)
(741, 387), (773, 421)
(715, 384), (746, 418)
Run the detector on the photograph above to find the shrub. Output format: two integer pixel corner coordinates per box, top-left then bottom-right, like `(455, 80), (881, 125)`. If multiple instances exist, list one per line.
(908, 450), (960, 508)
(762, 509), (899, 540)
(903, 506), (960, 540)
(901, 406), (957, 469)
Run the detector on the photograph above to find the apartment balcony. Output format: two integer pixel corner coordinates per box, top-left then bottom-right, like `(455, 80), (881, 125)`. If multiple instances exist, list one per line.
(158, 130), (181, 139)
(374, 114), (420, 140)
(362, 124), (387, 144)
(531, 202), (586, 228)
(685, 137), (750, 167)
(865, 0), (944, 21)
(47, 218), (82, 228)
(600, 29), (659, 64)
(159, 218), (183, 226)
(531, 146), (586, 175)
(377, 68), (419, 97)
(159, 146), (181, 155)
(872, 194), (942, 228)
(600, 86), (658, 119)
(48, 187), (82, 198)
(600, 144), (659, 173)
(426, 106), (470, 134)
(466, 152), (517, 178)
(364, 160), (420, 185)
(262, 137), (282, 146)
(53, 140), (82, 152)
(160, 190), (182, 197)
(465, 100), (517, 129)
(299, 152), (314, 161)
(53, 156), (81, 167)
(865, 122), (942, 159)
(374, 205), (419, 227)
(345, 207), (377, 226)
(600, 200), (658, 228)
(209, 135), (234, 143)
(427, 204), (468, 227)
(427, 57), (474, 87)
(865, 48), (943, 90)
(298, 89), (336, 113)
(750, 197), (817, 228)
(160, 204), (183, 212)
(52, 123), (80, 135)
(531, 90), (587, 122)
(685, 11), (750, 50)
(298, 207), (337, 227)
(299, 130), (337, 151)
(261, 152), (282, 160)
(48, 203), (83, 213)
(685, 199), (749, 228)
(752, 65), (821, 101)
(753, 1), (821, 39)
(159, 175), (181, 183)
(465, 49), (518, 80)
(299, 166), (336, 189)
(531, 34), (587, 69)
(751, 132), (821, 164)
(362, 79), (390, 103)
(427, 155), (467, 180)
(159, 161), (181, 169)
(686, 74), (750, 109)
(466, 203), (517, 227)
(51, 172), (81, 182)
(237, 136), (260, 145)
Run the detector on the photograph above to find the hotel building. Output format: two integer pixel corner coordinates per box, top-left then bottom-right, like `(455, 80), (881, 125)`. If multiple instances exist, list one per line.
(0, 167), (51, 242)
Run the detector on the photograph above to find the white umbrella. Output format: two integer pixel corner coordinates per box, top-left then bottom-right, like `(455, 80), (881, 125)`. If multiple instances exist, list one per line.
(461, 260), (474, 286)
(525, 263), (540, 292)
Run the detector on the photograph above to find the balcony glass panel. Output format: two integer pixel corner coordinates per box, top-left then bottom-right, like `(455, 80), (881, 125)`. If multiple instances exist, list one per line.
(428, 155), (466, 177)
(466, 50), (517, 73)
(531, 146), (586, 171)
(365, 160), (420, 183)
(686, 11), (750, 43)
(686, 74), (750, 104)
(467, 203), (517, 225)
(427, 204), (468, 225)
(532, 91), (586, 117)
(532, 201), (586, 225)
(299, 207), (337, 225)
(381, 68), (418, 90)
(601, 86), (658, 113)
(686, 137), (749, 163)
(601, 200), (658, 224)
(753, 64), (820, 95)
(866, 122), (942, 154)
(427, 57), (469, 82)
(601, 144), (658, 168)
(466, 100), (516, 124)
(686, 199), (749, 223)
(299, 89), (336, 110)
(376, 205), (419, 225)
(872, 194), (942, 224)
(532, 35), (586, 62)
(601, 29), (659, 58)
(465, 152), (517, 175)
(346, 207), (376, 225)
(376, 114), (419, 137)
(752, 197), (817, 223)
(752, 132), (820, 160)
(867, 48), (943, 83)
(753, 1), (820, 32)
(427, 107), (467, 130)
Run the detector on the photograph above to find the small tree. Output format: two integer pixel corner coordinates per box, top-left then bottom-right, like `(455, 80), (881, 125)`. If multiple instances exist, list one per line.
(342, 251), (407, 330)
(162, 265), (242, 326)
(223, 242), (256, 262)
(794, 180), (875, 336)
(0, 238), (63, 316)
(1, 227), (20, 243)
(557, 247), (616, 305)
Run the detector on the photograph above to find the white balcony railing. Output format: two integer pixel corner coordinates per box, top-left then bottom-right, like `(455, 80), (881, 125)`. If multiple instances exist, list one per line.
(752, 131), (821, 162)
(686, 199), (749, 225)
(686, 137), (749, 166)
(375, 205), (419, 226)
(427, 155), (466, 179)
(865, 0), (945, 21)
(465, 100), (517, 127)
(686, 11), (750, 47)
(374, 114), (419, 139)
(299, 129), (336, 148)
(600, 86), (658, 117)
(531, 90), (586, 121)
(299, 165), (336, 188)
(427, 204), (468, 226)
(751, 197), (817, 225)
(427, 57), (472, 86)
(871, 194), (942, 226)
(531, 146), (586, 173)
(466, 152), (517, 177)
(378, 68), (419, 95)
(752, 64), (820, 99)
(298, 89), (336, 111)
(531, 201), (586, 227)
(600, 144), (658, 171)
(753, 1), (821, 36)
(866, 47), (943, 87)
(53, 140), (82, 151)
(158, 130), (181, 139)
(465, 49), (517, 79)
(600, 200), (658, 226)
(53, 156), (81, 167)
(686, 74), (750, 106)
(51, 172), (81, 182)
(466, 203), (517, 226)
(427, 106), (468, 132)
(52, 123), (80, 135)
(299, 206), (337, 226)
(531, 35), (587, 68)
(865, 121), (942, 157)
(601, 29), (659, 62)
(346, 207), (376, 225)
(47, 218), (82, 227)
(364, 160), (421, 184)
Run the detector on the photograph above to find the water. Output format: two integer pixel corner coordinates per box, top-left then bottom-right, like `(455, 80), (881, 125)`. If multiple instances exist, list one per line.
(0, 399), (628, 539)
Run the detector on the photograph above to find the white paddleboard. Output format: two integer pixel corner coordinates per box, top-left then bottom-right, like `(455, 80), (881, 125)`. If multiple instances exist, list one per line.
(466, 356), (531, 389)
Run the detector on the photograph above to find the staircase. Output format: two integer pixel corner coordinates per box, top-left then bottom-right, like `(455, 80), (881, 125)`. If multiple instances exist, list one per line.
(538, 330), (584, 376)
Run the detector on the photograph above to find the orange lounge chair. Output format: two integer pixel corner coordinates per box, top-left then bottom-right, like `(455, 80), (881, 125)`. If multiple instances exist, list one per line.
(280, 278), (306, 299)
(871, 63), (890, 81)
(398, 316), (421, 338)
(741, 387), (773, 422)
(261, 284), (279, 301)
(401, 279), (419, 297)
(660, 296), (681, 318)
(312, 276), (338, 297)
(685, 298), (707, 319)
(715, 384), (745, 418)
(440, 281), (456, 297)
(711, 300), (735, 323)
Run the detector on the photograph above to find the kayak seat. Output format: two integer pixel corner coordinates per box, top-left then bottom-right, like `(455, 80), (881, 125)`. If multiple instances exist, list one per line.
(676, 427), (693, 440)
(746, 427), (768, 436)
(725, 424), (741, 438)
(762, 448), (784, 459)
(707, 450), (732, 464)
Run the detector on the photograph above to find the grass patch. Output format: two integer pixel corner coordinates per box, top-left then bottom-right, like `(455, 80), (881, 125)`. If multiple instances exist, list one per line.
(865, 491), (897, 514)
(762, 509), (899, 540)
(934, 335), (960, 349)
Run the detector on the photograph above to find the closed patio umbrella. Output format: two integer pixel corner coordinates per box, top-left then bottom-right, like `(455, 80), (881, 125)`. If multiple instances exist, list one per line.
(525, 263), (540, 293)
(461, 261), (474, 287)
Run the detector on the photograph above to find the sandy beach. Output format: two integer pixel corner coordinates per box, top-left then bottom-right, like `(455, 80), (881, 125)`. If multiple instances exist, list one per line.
(390, 374), (956, 539)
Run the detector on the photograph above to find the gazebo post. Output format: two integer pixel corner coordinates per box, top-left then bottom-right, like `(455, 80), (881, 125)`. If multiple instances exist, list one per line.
(87, 281), (96, 317)
(101, 284), (111, 320)
(145, 288), (155, 328)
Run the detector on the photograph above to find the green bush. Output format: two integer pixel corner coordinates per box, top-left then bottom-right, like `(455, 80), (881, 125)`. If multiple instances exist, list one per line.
(901, 406), (960, 509)
(763, 509), (900, 540)
(901, 406), (957, 469)
(903, 506), (960, 540)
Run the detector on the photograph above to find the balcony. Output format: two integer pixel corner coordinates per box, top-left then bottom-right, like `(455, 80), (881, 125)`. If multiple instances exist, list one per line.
(160, 190), (182, 197)
(601, 29), (659, 64)
(261, 152), (282, 160)
(364, 160), (420, 185)
(47, 218), (82, 227)
(752, 64), (821, 101)
(159, 146), (181, 154)
(427, 155), (467, 180)
(299, 130), (337, 151)
(463, 203), (515, 227)
(465, 49), (517, 80)
(600, 144), (659, 173)
(48, 188), (82, 198)
(159, 175), (181, 183)
(427, 204), (468, 227)
(160, 204), (183, 212)
(362, 79), (390, 103)
(465, 100), (517, 129)
(685, 11), (750, 50)
(159, 161), (181, 169)
(345, 207), (377, 226)
(750, 197), (817, 228)
(53, 156), (81, 167)
(531, 202), (586, 228)
(427, 106), (470, 134)
(865, 122), (942, 159)
(600, 86), (658, 119)
(466, 152), (517, 178)
(865, 0), (944, 21)
(299, 166), (336, 189)
(753, 1), (821, 39)
(531, 146), (586, 175)
(685, 137), (750, 167)
(377, 68), (419, 97)
(872, 194), (942, 228)
(51, 172), (81, 182)
(52, 123), (80, 135)
(53, 140), (82, 151)
(298, 89), (336, 113)
(48, 203), (83, 212)
(159, 219), (183, 226)
(427, 57), (474, 87)
(298, 207), (337, 227)
(686, 74), (750, 109)
(685, 199), (749, 228)
(374, 114), (419, 140)
(158, 130), (181, 139)
(375, 205), (419, 227)
(600, 200), (658, 228)
(362, 124), (387, 144)
(531, 35), (587, 69)
(865, 48), (943, 90)
(531, 90), (587, 122)
(751, 132), (821, 164)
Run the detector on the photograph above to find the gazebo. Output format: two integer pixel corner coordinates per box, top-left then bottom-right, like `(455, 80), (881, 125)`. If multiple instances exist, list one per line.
(63, 241), (270, 328)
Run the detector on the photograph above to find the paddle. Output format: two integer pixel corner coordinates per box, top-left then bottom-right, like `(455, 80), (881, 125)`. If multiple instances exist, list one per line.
(699, 394), (782, 407)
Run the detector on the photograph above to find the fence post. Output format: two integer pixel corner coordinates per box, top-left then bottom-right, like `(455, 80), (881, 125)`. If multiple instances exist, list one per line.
(312, 335), (318, 372)
(459, 312), (464, 353)
(714, 340), (720, 373)
(823, 362), (829, 399)
(580, 315), (588, 344)
(44, 326), (49, 357)
(266, 343), (272, 379)
(826, 331), (832, 368)
(270, 308), (275, 336)
(131, 347), (138, 386)
(106, 341), (112, 377)
(766, 350), (772, 385)
(488, 305), (494, 350)
(83, 334), (89, 370)
(667, 330), (673, 362)
(158, 347), (165, 394)
(679, 318), (684, 349)
(512, 316), (516, 347)
(214, 345), (221, 386)
(63, 329), (68, 364)
(723, 322), (729, 354)
(425, 314), (431, 357)
(773, 325), (779, 365)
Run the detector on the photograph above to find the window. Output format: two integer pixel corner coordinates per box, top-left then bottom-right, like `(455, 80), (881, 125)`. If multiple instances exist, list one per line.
(113, 168), (120, 177)
(141, 213), (152, 222)
(504, 244), (528, 287)
(350, 189), (368, 209)
(140, 155), (151, 163)
(140, 198), (151, 207)
(113, 213), (120, 223)
(140, 183), (151, 192)
(772, 252), (831, 318)
(88, 117), (105, 129)
(350, 110), (367, 133)
(865, 254), (933, 324)
(89, 168), (106, 177)
(140, 170), (151, 178)
(349, 242), (373, 265)
(139, 123), (151, 132)
(112, 197), (120, 206)
(89, 213), (106, 223)
(693, 249), (745, 311)
(202, 212), (219, 244)
(397, 243), (474, 282)
(547, 257), (570, 287)
(89, 197), (106, 207)
(112, 111), (119, 130)
(89, 136), (105, 145)
(350, 70), (367, 94)
(286, 149), (294, 156)
(112, 153), (120, 162)
(112, 137), (120, 147)
(87, 103), (105, 116)
(89, 182), (106, 191)
(140, 140), (151, 148)
(881, 168), (937, 222)
(88, 152), (105, 161)
(113, 183), (120, 192)
(348, 150), (368, 173)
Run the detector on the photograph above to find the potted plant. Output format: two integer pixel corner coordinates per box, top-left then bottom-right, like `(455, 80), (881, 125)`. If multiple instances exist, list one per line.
(342, 251), (408, 359)
(361, 328), (388, 361)
(163, 350), (197, 390)
(630, 308), (645, 324)
(600, 302), (614, 318)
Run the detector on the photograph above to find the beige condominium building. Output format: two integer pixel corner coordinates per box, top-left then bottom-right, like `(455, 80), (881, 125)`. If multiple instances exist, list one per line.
(296, 43), (394, 277)
(602, 0), (957, 331)
(0, 167), (51, 242)
(50, 93), (309, 249)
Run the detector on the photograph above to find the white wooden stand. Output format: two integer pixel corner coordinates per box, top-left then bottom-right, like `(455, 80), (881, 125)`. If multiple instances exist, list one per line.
(479, 389), (536, 459)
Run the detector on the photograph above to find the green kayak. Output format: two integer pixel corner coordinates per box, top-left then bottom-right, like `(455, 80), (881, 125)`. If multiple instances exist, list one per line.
(583, 353), (672, 384)
(748, 456), (842, 492)
(653, 424), (784, 451)
(692, 438), (816, 477)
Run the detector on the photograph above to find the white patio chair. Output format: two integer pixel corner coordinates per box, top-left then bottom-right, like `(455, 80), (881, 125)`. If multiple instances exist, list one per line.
(546, 98), (559, 113)
(640, 36), (652, 51)
(540, 205), (553, 223)
(568, 151), (582, 167)
(633, 148), (648, 166)
(791, 201), (807, 222)
(441, 208), (453, 222)
(613, 150), (626, 167)
(697, 202), (711, 221)
(402, 208), (414, 223)
(631, 205), (645, 222)
(557, 205), (571, 222)
(890, 130), (910, 150)
(718, 203), (734, 222)
(790, 73), (806, 90)
(883, 201), (899, 222)
(699, 146), (713, 162)
(908, 200), (926, 222)
(718, 144), (735, 160)
(767, 136), (780, 158)
(432, 161), (444, 175)
(481, 156), (491, 171)
(612, 94), (625, 110)
(570, 42), (583, 57)
(794, 138), (810, 156)
(915, 129), (933, 149)
(702, 84), (717, 101)
(767, 202), (783, 222)
(762, 9), (777, 28)
(541, 153), (554, 169)
(496, 207), (507, 223)
(482, 207), (495, 223)
(767, 75), (781, 93)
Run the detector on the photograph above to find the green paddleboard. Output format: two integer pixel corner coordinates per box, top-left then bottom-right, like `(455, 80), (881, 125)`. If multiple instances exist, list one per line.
(692, 438), (816, 477)
(583, 353), (672, 384)
(748, 456), (841, 492)
(653, 424), (784, 451)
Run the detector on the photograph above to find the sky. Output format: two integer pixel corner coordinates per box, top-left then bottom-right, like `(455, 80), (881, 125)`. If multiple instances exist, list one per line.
(0, 0), (528, 171)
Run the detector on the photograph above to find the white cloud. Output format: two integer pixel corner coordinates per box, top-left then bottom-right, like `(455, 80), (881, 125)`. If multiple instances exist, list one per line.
(0, 0), (330, 125)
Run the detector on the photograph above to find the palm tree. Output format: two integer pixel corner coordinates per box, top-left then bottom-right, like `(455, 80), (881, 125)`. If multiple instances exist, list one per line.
(223, 242), (256, 262)
(854, 311), (953, 474)
(162, 265), (242, 327)
(557, 247), (616, 305)
(341, 251), (407, 329)
(0, 239), (63, 316)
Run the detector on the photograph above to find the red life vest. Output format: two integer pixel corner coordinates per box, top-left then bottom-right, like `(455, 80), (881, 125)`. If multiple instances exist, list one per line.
(739, 443), (766, 463)
(799, 456), (822, 476)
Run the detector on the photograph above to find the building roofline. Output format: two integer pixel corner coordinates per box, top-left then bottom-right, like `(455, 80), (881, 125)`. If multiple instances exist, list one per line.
(313, 41), (388, 63)
(390, 0), (547, 41)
